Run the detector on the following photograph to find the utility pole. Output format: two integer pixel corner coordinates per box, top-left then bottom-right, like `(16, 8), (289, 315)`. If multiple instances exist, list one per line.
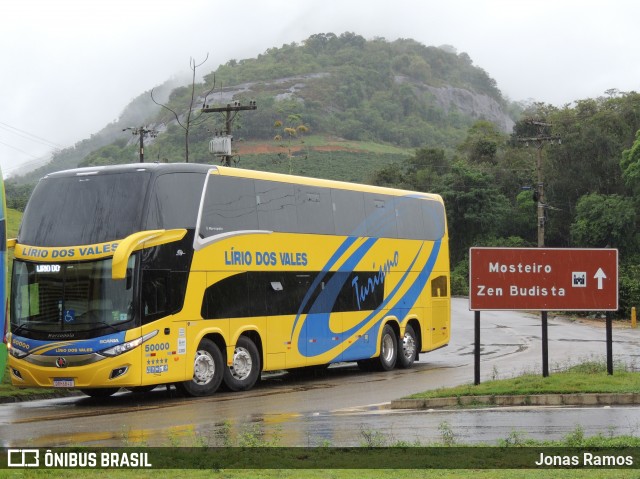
(201, 101), (257, 166)
(517, 119), (561, 378)
(517, 120), (561, 247)
(123, 126), (158, 163)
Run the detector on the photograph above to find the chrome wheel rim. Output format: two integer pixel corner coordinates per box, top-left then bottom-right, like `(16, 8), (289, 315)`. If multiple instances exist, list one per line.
(381, 332), (395, 363)
(193, 350), (216, 385)
(402, 332), (416, 360)
(230, 347), (253, 380)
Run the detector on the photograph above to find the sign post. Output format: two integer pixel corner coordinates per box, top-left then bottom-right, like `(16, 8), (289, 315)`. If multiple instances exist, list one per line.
(469, 248), (618, 383)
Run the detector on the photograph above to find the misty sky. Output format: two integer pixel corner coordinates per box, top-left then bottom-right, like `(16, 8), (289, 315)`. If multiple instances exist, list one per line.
(2, 0), (639, 176)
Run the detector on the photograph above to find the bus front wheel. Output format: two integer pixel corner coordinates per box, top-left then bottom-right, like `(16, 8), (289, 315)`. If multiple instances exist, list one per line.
(223, 336), (261, 392)
(357, 324), (398, 372)
(178, 338), (224, 397)
(377, 324), (398, 371)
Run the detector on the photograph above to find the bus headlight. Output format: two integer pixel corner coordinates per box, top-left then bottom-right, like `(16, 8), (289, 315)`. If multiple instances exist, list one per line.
(100, 330), (158, 357)
(8, 343), (28, 359)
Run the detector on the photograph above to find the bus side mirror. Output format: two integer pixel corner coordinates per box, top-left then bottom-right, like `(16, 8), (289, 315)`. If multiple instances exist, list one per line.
(112, 229), (187, 280)
(7, 238), (16, 249)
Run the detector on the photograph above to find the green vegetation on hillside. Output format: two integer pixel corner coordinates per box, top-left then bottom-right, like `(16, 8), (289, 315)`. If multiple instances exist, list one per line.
(368, 93), (640, 317)
(239, 149), (409, 183)
(211, 33), (503, 101)
(63, 33), (511, 168)
(8, 33), (511, 194)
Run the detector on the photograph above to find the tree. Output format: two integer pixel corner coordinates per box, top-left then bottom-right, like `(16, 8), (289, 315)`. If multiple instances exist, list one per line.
(273, 114), (309, 174)
(151, 55), (215, 162)
(621, 129), (640, 197)
(570, 193), (637, 253)
(540, 94), (640, 245)
(370, 163), (405, 188)
(439, 161), (511, 263)
(458, 120), (504, 165)
(404, 147), (449, 192)
(4, 180), (35, 211)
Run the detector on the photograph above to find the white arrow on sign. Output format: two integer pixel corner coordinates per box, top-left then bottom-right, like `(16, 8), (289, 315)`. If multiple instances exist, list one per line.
(594, 268), (607, 290)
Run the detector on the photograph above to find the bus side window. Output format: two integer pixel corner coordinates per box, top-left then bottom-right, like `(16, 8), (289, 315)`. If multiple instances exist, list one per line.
(146, 173), (206, 230)
(331, 189), (366, 236)
(364, 195), (398, 238)
(421, 200), (446, 241)
(395, 197), (426, 240)
(200, 176), (258, 237)
(295, 187), (334, 235)
(255, 180), (297, 232)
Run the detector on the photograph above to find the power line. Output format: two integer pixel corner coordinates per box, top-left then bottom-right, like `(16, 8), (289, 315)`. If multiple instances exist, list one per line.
(0, 139), (43, 159)
(0, 154), (53, 179)
(0, 121), (62, 149)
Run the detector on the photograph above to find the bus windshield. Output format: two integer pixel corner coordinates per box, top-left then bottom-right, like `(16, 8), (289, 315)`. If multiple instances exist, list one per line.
(11, 257), (136, 339)
(19, 171), (151, 247)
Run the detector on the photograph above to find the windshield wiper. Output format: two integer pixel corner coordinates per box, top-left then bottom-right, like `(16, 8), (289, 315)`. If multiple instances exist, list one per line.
(11, 323), (32, 336)
(76, 321), (122, 335)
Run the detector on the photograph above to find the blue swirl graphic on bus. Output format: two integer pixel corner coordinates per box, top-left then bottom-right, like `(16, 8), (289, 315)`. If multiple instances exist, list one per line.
(289, 236), (361, 340)
(296, 238), (441, 360)
(351, 251), (399, 310)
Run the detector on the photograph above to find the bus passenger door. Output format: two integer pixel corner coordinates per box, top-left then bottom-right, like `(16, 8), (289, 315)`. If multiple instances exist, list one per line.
(139, 267), (196, 385)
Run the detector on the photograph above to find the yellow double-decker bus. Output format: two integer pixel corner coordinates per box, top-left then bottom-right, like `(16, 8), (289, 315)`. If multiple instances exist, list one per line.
(7, 163), (450, 397)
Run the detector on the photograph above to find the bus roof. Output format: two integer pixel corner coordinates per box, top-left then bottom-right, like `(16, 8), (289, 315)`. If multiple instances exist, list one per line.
(44, 163), (443, 203)
(211, 166), (443, 202)
(42, 162), (212, 179)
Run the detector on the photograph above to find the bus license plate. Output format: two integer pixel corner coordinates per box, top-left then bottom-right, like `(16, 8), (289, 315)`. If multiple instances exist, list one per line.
(53, 378), (75, 388)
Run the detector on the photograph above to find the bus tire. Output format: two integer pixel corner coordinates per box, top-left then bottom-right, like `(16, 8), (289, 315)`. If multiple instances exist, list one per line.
(223, 336), (261, 392)
(397, 324), (417, 369)
(376, 324), (397, 371)
(80, 388), (120, 398)
(178, 338), (224, 397)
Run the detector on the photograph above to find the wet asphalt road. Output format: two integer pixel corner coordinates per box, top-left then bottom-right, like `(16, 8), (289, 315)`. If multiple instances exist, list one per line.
(1, 297), (639, 447)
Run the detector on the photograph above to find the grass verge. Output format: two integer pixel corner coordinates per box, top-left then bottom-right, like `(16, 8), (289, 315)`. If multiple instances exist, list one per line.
(406, 361), (640, 400)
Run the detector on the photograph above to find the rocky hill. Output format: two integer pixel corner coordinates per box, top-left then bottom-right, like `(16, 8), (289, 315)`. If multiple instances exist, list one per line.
(10, 33), (518, 185)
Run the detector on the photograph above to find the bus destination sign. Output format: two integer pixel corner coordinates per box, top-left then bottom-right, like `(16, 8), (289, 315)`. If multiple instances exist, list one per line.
(469, 247), (618, 311)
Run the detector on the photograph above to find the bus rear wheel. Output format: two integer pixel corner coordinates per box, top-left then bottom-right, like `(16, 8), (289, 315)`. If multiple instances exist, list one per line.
(178, 338), (224, 397)
(223, 336), (261, 392)
(397, 324), (417, 369)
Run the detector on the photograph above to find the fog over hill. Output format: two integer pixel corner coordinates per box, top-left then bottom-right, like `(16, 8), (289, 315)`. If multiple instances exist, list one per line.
(10, 34), (518, 183)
